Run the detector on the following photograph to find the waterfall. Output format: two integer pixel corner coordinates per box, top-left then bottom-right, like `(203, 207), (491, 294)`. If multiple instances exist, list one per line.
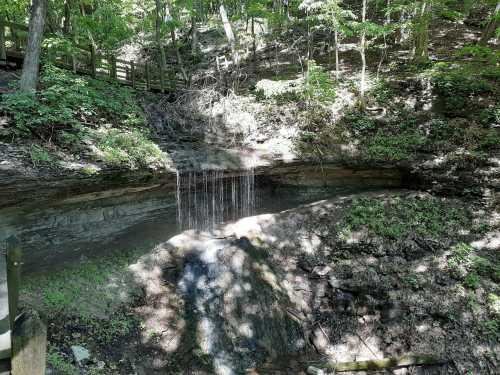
(176, 169), (256, 231)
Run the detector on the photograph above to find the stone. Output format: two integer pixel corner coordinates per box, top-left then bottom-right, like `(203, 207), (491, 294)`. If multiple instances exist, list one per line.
(71, 345), (90, 365)
(328, 276), (342, 289)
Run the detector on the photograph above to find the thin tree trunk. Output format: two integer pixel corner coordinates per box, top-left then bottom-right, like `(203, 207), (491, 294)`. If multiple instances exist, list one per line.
(63, 0), (71, 34)
(20, 0), (47, 92)
(219, 4), (238, 65)
(154, 0), (167, 90)
(359, 0), (367, 109)
(479, 2), (500, 45)
(413, 1), (430, 64)
(0, 15), (6, 63)
(334, 29), (340, 79)
(165, 2), (188, 84)
(191, 16), (198, 54)
(251, 16), (257, 68)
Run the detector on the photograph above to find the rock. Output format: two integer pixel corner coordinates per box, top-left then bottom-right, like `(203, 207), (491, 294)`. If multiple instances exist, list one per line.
(312, 265), (331, 277)
(71, 345), (90, 365)
(328, 276), (342, 289)
(311, 327), (330, 352)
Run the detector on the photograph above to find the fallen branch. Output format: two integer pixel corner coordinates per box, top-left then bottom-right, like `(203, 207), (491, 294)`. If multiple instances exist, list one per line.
(307, 355), (447, 374)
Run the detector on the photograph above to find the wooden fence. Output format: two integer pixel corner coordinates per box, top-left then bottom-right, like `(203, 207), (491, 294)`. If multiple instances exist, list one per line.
(0, 21), (185, 92)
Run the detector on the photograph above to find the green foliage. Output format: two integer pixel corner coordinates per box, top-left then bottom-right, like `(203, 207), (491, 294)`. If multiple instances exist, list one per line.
(29, 144), (57, 168)
(94, 128), (165, 169)
(432, 69), (494, 116)
(47, 348), (78, 375)
(447, 243), (498, 286)
(366, 131), (425, 161)
(371, 79), (396, 106)
(344, 111), (376, 135)
(0, 65), (144, 138)
(81, 312), (138, 345)
(21, 248), (143, 318)
(304, 60), (336, 103)
(343, 196), (469, 240)
(463, 272), (480, 289)
(456, 45), (500, 64)
(480, 319), (500, 340)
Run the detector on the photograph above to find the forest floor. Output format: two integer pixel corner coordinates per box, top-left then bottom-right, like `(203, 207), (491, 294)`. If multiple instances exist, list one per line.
(20, 191), (499, 374)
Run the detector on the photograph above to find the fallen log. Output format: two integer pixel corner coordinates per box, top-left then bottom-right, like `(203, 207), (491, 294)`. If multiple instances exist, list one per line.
(307, 355), (446, 374)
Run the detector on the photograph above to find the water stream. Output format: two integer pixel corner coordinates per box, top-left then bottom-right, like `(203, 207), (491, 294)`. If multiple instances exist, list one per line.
(176, 169), (256, 231)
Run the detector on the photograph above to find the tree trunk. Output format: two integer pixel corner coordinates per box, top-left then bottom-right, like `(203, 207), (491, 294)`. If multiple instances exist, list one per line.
(191, 16), (198, 54)
(359, 0), (367, 109)
(0, 16), (6, 63)
(154, 0), (167, 91)
(219, 4), (238, 65)
(251, 16), (257, 69)
(479, 2), (500, 45)
(334, 29), (340, 79)
(165, 2), (188, 84)
(413, 1), (430, 64)
(20, 0), (47, 92)
(63, 0), (71, 34)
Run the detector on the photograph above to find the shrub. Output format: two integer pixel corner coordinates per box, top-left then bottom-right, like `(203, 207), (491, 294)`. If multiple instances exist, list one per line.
(94, 128), (165, 169)
(366, 131), (425, 161)
(303, 60), (336, 103)
(0, 64), (145, 138)
(432, 69), (493, 116)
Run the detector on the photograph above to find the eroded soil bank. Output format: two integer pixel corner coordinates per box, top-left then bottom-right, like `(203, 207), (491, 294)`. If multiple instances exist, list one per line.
(20, 190), (499, 375)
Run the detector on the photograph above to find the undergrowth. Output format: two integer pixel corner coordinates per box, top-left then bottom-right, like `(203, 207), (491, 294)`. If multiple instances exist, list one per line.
(0, 64), (165, 170)
(342, 196), (470, 240)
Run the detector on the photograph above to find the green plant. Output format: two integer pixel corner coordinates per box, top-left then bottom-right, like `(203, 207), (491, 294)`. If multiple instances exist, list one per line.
(463, 272), (480, 289)
(480, 319), (500, 340)
(371, 79), (395, 105)
(304, 60), (336, 103)
(344, 111), (377, 135)
(487, 293), (500, 316)
(0, 64), (145, 138)
(342, 197), (469, 240)
(29, 145), (56, 167)
(94, 128), (165, 169)
(366, 131), (425, 161)
(432, 69), (494, 116)
(47, 348), (78, 375)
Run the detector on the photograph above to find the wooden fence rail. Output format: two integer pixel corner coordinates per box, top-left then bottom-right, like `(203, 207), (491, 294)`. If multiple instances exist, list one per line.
(0, 21), (185, 92)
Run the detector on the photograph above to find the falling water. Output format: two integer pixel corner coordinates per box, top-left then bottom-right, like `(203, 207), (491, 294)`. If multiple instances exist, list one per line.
(176, 169), (256, 231)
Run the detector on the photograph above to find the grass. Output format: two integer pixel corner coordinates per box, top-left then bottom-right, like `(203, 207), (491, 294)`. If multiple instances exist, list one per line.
(21, 248), (145, 319)
(341, 196), (470, 240)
